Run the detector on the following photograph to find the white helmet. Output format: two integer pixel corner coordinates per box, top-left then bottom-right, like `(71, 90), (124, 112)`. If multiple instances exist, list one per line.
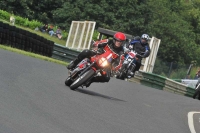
(141, 34), (150, 41)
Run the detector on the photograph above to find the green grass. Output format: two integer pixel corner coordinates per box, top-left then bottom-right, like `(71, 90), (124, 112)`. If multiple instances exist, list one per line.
(0, 19), (67, 46)
(0, 44), (68, 66)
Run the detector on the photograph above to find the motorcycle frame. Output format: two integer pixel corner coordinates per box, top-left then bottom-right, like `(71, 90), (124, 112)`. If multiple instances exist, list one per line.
(70, 57), (110, 81)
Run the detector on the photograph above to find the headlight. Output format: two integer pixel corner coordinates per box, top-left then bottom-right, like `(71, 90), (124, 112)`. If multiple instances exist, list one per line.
(127, 58), (132, 62)
(98, 57), (108, 67)
(124, 60), (128, 64)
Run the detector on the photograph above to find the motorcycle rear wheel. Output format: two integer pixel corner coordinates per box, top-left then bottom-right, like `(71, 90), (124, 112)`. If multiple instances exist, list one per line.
(70, 69), (95, 90)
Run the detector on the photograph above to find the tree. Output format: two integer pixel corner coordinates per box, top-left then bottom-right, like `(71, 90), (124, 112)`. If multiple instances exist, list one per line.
(1, 0), (200, 65)
(52, 0), (140, 32)
(145, 0), (197, 64)
(0, 0), (33, 18)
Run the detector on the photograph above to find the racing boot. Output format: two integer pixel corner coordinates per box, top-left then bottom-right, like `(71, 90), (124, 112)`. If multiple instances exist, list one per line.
(85, 78), (95, 88)
(85, 75), (110, 87)
(67, 58), (80, 70)
(85, 80), (92, 88)
(85, 77), (100, 87)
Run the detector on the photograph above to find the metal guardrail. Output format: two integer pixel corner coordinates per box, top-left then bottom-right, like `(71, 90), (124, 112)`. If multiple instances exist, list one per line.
(129, 71), (195, 98)
(52, 43), (81, 62)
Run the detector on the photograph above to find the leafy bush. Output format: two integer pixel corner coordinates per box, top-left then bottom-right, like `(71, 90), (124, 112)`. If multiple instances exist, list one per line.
(0, 9), (99, 42)
(0, 10), (42, 30)
(24, 18), (29, 27)
(62, 32), (68, 40)
(169, 68), (188, 79)
(153, 57), (194, 79)
(92, 30), (99, 40)
(15, 16), (25, 26)
(28, 20), (42, 30)
(0, 10), (10, 20)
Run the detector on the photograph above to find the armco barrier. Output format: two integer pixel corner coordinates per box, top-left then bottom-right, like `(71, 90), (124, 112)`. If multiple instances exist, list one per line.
(52, 43), (81, 62)
(129, 71), (195, 98)
(141, 72), (166, 90)
(164, 78), (188, 95)
(185, 86), (196, 97)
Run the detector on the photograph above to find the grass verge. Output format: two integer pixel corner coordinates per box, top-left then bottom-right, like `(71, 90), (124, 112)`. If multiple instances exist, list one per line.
(0, 44), (68, 66)
(0, 19), (66, 46)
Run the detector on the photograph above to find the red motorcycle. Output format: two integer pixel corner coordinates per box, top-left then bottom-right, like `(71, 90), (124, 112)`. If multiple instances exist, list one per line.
(65, 51), (114, 90)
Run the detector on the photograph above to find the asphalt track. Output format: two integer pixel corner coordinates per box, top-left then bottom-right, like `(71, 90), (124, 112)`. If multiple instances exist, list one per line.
(0, 48), (200, 133)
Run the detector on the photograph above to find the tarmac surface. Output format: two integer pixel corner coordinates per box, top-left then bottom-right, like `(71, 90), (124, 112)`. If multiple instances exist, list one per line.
(0, 48), (199, 133)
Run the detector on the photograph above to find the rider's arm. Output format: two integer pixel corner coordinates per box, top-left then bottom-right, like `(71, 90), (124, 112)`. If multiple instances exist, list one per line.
(112, 52), (125, 71)
(142, 45), (151, 58)
(130, 39), (140, 45)
(93, 39), (109, 48)
(123, 44), (129, 53)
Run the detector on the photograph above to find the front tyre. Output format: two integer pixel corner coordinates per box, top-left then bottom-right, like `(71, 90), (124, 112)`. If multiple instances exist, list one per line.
(116, 65), (126, 80)
(70, 69), (95, 90)
(116, 71), (125, 80)
(65, 77), (73, 86)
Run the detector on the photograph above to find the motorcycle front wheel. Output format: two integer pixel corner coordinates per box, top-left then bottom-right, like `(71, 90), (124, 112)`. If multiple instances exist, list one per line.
(116, 69), (126, 80)
(116, 65), (126, 80)
(70, 69), (95, 90)
(117, 72), (125, 80)
(65, 77), (73, 86)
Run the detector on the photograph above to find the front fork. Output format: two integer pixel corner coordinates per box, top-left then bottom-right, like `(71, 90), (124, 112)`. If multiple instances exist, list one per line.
(126, 59), (136, 76)
(128, 63), (136, 73)
(69, 62), (97, 81)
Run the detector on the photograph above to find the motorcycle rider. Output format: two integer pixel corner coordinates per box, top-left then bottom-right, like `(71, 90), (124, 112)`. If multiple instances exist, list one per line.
(193, 69), (200, 99)
(67, 32), (126, 87)
(193, 77), (200, 100)
(126, 34), (151, 77)
(194, 69), (200, 79)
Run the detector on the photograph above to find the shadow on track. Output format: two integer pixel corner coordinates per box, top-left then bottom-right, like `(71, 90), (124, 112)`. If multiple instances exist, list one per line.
(76, 88), (126, 102)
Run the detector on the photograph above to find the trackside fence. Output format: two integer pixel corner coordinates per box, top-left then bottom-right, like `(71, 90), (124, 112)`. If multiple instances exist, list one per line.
(52, 43), (80, 62)
(130, 71), (195, 98)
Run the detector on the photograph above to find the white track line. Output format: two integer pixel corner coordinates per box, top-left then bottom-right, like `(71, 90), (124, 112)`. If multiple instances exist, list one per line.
(188, 111), (200, 133)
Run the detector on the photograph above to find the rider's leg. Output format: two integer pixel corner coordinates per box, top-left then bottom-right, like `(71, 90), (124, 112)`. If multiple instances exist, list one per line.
(85, 72), (110, 87)
(129, 61), (141, 78)
(67, 49), (96, 69)
(134, 61), (141, 72)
